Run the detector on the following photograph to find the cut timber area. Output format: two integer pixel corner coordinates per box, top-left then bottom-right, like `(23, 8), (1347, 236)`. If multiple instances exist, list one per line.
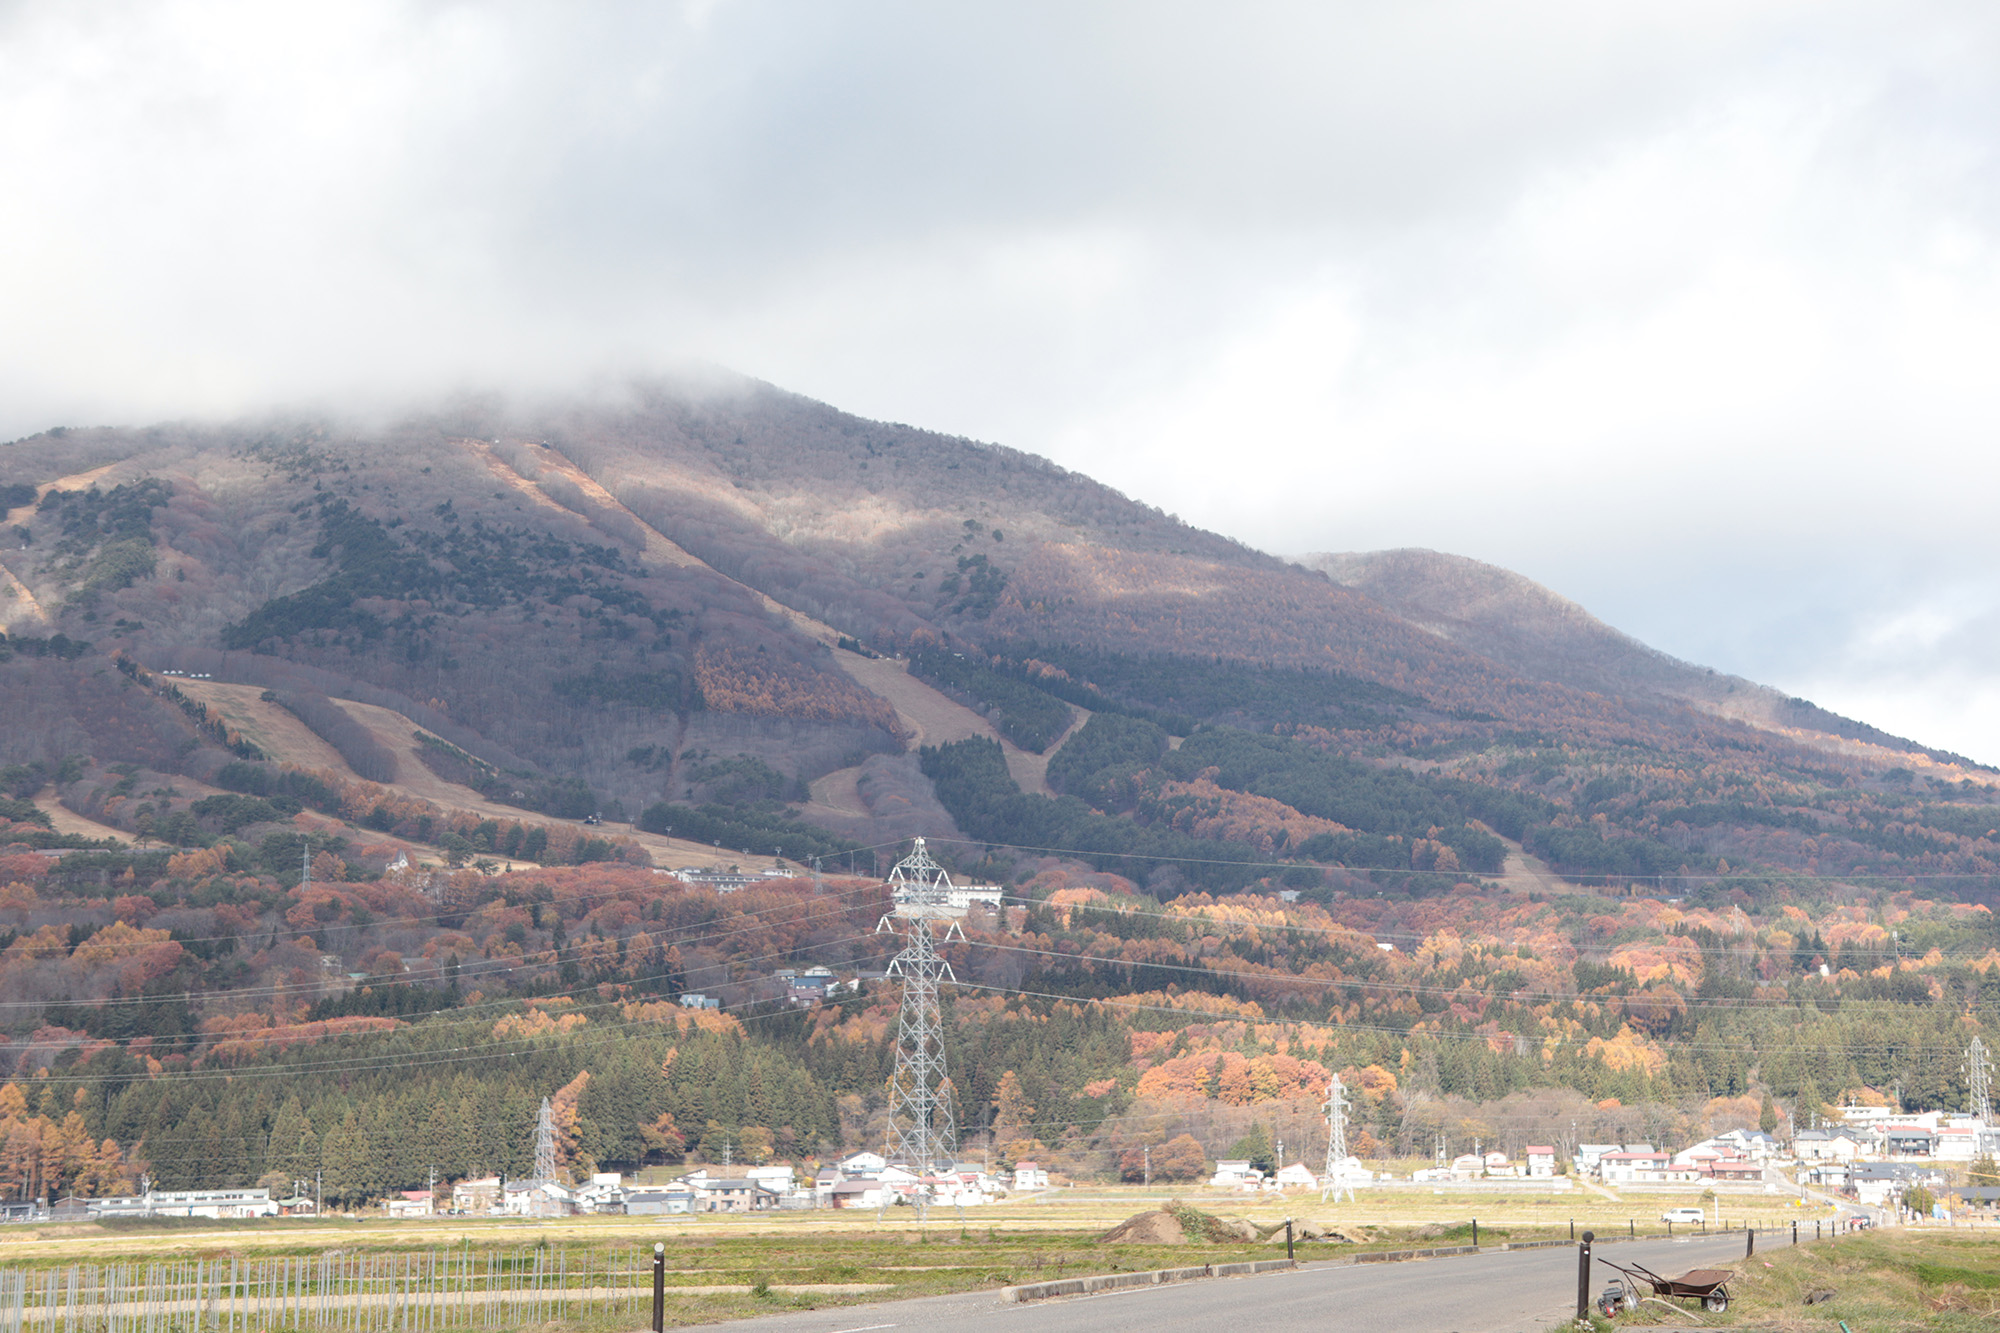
(170, 680), (779, 872)
(833, 650), (1057, 796)
(173, 682), (358, 776)
(1491, 837), (1583, 897)
(33, 796), (135, 845)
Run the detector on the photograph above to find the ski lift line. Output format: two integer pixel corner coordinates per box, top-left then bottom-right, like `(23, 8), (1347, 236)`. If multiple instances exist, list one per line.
(922, 835), (2000, 885)
(0, 878), (898, 1010)
(989, 893), (1991, 962)
(968, 939), (2000, 1013)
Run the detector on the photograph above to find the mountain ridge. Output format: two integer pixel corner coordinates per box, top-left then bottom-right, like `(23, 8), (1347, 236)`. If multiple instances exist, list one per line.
(3, 375), (1997, 903)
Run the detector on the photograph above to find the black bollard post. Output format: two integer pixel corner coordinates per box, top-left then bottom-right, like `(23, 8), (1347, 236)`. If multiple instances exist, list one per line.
(1471, 1218), (1478, 1248)
(1792, 1220), (1797, 1246)
(1746, 1227), (1755, 1258)
(1575, 1232), (1594, 1324)
(1629, 1218), (1634, 1239)
(1569, 1219), (1575, 1241)
(652, 1242), (665, 1333)
(1286, 1218), (1294, 1261)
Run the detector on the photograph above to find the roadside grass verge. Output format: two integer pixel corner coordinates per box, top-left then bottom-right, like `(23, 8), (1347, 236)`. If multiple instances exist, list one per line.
(1561, 1230), (1999, 1332)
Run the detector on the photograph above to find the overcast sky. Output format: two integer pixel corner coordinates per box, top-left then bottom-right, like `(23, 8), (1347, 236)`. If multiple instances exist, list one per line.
(4, 2), (1999, 761)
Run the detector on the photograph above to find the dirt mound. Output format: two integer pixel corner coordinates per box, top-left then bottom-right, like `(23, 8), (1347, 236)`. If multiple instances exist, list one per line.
(1101, 1209), (1187, 1245)
(1216, 1218), (1262, 1241)
(1297, 1220), (1375, 1244)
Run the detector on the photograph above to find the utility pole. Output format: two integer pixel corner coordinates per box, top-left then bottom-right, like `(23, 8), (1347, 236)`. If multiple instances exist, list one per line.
(1143, 1145), (1151, 1189)
(1322, 1072), (1353, 1203)
(315, 1170), (322, 1216)
(879, 838), (965, 1181)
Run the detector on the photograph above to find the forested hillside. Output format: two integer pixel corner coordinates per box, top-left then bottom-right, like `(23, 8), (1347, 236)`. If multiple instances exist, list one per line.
(0, 848), (1991, 1202)
(1, 376), (1997, 1200)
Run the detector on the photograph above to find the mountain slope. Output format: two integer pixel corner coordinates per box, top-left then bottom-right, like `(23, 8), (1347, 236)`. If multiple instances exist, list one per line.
(3, 375), (1998, 903)
(1301, 548), (1978, 769)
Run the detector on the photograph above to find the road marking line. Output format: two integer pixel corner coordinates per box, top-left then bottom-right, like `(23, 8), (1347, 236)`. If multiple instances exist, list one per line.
(828, 1325), (897, 1332)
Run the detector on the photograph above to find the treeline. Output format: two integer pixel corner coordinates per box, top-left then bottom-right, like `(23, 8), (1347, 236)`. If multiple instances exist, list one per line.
(49, 1015), (844, 1203)
(208, 759), (636, 867)
(412, 733), (600, 821)
(270, 689), (398, 783)
(921, 737), (1263, 890)
(636, 801), (864, 864)
(1000, 643), (1429, 732)
(908, 648), (1071, 752)
(1156, 730), (1536, 874)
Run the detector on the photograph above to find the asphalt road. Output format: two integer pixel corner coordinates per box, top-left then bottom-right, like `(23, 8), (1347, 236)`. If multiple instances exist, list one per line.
(670, 1232), (1766, 1333)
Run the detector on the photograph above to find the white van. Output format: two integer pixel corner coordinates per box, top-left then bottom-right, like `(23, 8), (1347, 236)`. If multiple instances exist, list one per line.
(1660, 1207), (1704, 1225)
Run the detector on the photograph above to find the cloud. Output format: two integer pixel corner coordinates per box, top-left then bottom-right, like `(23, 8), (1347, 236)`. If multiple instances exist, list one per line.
(3, 1), (1999, 756)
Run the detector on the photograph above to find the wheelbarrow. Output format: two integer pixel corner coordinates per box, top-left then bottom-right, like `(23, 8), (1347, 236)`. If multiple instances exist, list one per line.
(1599, 1259), (1733, 1313)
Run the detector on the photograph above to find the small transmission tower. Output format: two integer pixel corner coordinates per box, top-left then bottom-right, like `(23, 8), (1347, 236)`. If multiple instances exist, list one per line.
(1321, 1071), (1354, 1203)
(1967, 1035), (1994, 1123)
(530, 1095), (559, 1213)
(879, 837), (965, 1178)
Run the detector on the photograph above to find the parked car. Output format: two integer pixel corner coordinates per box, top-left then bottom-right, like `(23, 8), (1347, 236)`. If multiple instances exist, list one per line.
(1661, 1207), (1704, 1224)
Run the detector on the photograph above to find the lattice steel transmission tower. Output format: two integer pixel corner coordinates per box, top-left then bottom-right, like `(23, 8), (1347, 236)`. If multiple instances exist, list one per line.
(879, 838), (965, 1177)
(1321, 1071), (1354, 1203)
(534, 1096), (558, 1182)
(1968, 1035), (1994, 1123)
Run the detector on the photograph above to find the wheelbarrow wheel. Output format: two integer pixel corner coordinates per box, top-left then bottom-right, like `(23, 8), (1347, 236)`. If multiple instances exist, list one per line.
(1702, 1288), (1729, 1313)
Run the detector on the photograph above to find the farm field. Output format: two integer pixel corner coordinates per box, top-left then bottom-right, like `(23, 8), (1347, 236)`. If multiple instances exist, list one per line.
(0, 1185), (1844, 1265)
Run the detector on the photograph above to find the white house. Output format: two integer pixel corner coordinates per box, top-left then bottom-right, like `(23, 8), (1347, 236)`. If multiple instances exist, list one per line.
(1852, 1163), (1947, 1207)
(451, 1176), (501, 1213)
(1013, 1161), (1050, 1190)
(1525, 1146), (1557, 1178)
(501, 1179), (574, 1216)
(1273, 1162), (1318, 1189)
(1599, 1151), (1674, 1184)
(384, 1190), (433, 1218)
(838, 1151), (887, 1175)
(574, 1173), (626, 1213)
(1934, 1127), (1981, 1162)
(1209, 1159), (1261, 1189)
(1576, 1144), (1622, 1176)
(830, 1180), (889, 1209)
(1793, 1130), (1864, 1162)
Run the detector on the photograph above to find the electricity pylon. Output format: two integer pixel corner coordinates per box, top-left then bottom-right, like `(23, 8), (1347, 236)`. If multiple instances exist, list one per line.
(1321, 1071), (1354, 1203)
(531, 1095), (559, 1214)
(1968, 1036), (1994, 1123)
(880, 838), (964, 1178)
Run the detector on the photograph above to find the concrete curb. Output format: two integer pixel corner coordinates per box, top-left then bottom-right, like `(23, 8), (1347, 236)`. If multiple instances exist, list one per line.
(1001, 1259), (1295, 1303)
